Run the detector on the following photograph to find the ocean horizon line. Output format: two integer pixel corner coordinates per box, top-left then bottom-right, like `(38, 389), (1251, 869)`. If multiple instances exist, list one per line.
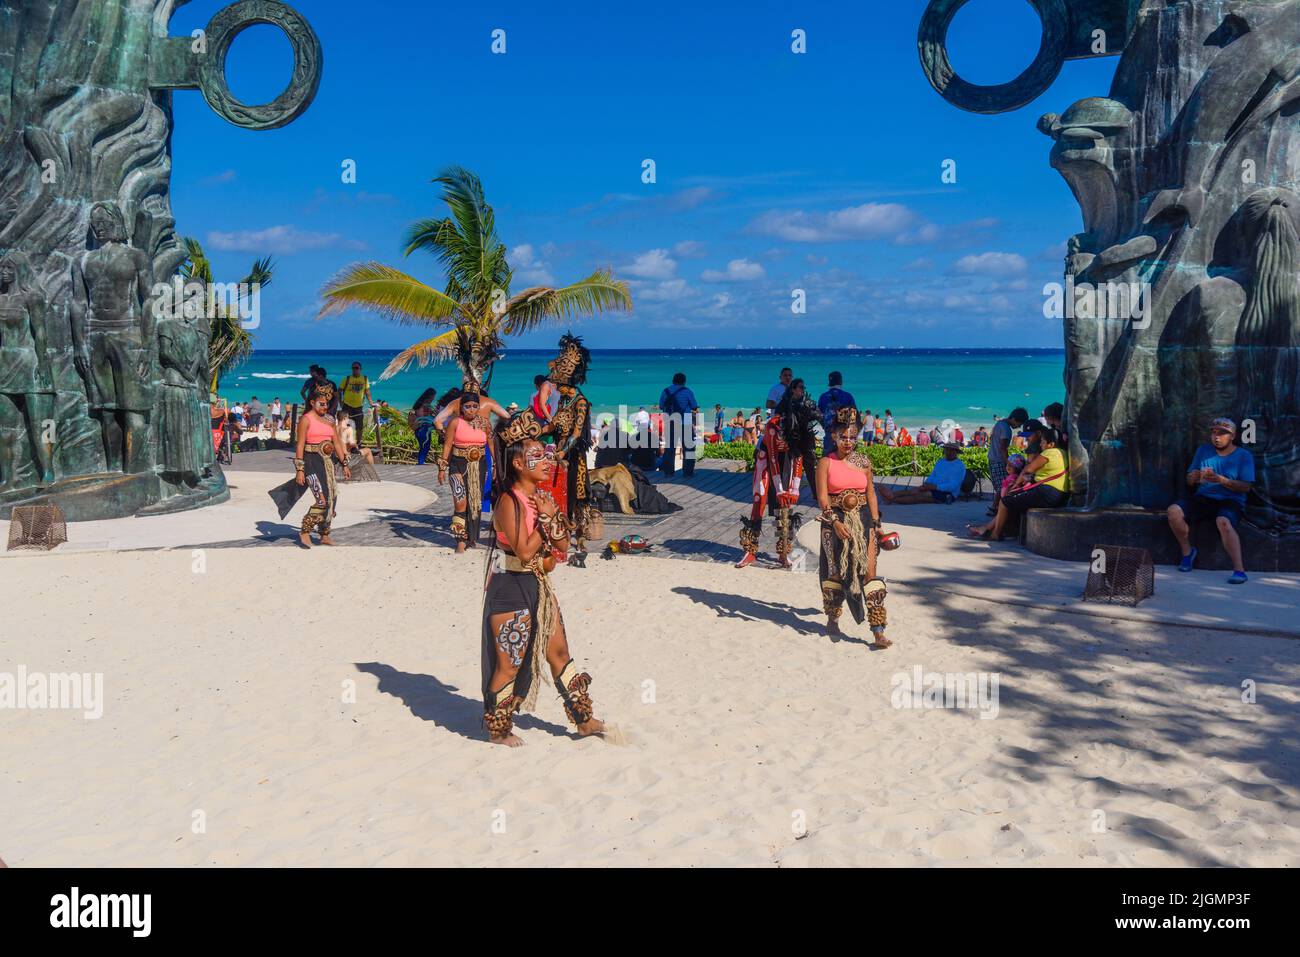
(247, 347), (1067, 356)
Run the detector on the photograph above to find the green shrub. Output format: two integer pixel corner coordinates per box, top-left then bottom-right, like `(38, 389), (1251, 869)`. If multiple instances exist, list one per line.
(698, 441), (756, 466)
(698, 439), (988, 478)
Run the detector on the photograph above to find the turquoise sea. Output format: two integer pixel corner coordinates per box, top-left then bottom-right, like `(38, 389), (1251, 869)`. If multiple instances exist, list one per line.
(218, 349), (1066, 432)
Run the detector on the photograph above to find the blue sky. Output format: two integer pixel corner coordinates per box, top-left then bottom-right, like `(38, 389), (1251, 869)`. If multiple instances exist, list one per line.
(167, 0), (1120, 349)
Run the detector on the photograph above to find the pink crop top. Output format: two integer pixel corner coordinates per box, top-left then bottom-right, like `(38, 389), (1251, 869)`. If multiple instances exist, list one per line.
(825, 454), (869, 493)
(453, 417), (487, 447)
(496, 490), (537, 549)
(304, 414), (335, 445)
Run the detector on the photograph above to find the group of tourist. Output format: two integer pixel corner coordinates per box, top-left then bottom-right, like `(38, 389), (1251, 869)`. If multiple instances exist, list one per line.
(703, 368), (1001, 453)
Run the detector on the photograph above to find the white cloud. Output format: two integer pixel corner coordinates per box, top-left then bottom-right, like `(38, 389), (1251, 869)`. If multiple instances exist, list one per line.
(207, 225), (364, 254)
(201, 169), (237, 187)
(953, 252), (1029, 275)
(672, 240), (707, 259)
(749, 202), (918, 243)
(623, 248), (677, 280)
(636, 278), (691, 302)
(701, 258), (766, 282)
(508, 243), (555, 285)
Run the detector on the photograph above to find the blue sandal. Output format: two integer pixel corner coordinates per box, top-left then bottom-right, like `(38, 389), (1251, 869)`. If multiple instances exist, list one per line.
(1178, 548), (1197, 572)
(1228, 570), (1248, 585)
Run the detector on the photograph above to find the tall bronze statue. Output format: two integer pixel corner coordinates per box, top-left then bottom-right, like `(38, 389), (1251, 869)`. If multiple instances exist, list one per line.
(70, 202), (158, 475)
(0, 250), (55, 490)
(919, 0), (1300, 568)
(0, 0), (322, 519)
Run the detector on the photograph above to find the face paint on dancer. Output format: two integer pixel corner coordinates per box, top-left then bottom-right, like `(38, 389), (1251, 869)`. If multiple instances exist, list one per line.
(312, 394), (329, 416)
(521, 440), (555, 482)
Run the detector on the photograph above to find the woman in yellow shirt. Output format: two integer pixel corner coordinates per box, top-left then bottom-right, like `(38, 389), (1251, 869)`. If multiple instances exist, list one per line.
(968, 423), (1069, 541)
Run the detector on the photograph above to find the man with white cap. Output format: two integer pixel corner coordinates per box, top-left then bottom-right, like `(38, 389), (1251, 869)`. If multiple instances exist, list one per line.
(1166, 417), (1255, 583)
(878, 442), (966, 505)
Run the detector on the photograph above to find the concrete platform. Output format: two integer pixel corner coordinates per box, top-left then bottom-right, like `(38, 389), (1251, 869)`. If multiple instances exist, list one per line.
(0, 470), (435, 555)
(798, 496), (1300, 639)
(1024, 506), (1300, 571)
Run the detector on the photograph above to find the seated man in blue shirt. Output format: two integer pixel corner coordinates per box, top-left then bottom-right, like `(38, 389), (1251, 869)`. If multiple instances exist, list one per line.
(1167, 417), (1255, 583)
(878, 443), (966, 504)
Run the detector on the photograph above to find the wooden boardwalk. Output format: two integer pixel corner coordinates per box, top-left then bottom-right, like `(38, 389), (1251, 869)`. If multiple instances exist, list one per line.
(206, 449), (940, 570)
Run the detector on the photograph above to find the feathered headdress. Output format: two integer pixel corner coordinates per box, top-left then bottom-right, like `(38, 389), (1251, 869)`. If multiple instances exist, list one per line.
(547, 333), (591, 387)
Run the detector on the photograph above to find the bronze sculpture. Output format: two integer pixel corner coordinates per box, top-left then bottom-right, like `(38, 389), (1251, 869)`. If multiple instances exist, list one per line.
(919, 0), (1300, 568)
(0, 0), (322, 519)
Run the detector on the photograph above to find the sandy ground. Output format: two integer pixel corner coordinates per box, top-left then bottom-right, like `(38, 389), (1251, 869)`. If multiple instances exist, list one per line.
(2, 545), (1298, 867)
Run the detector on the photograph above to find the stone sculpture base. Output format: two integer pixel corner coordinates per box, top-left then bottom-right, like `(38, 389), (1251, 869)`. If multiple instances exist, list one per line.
(0, 469), (228, 522)
(1023, 508), (1300, 572)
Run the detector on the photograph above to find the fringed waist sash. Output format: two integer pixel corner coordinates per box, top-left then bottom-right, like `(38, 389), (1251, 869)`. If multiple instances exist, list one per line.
(500, 551), (557, 711)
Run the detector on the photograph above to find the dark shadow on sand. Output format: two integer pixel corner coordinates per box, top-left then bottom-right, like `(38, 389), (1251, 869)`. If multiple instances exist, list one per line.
(354, 661), (571, 741)
(671, 585), (831, 638)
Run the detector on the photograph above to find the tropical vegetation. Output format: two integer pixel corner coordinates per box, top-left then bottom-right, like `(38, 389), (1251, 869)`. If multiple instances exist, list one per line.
(179, 237), (273, 394)
(318, 165), (632, 389)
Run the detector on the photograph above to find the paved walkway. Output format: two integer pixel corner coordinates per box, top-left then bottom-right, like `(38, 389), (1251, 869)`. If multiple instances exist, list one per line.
(24, 447), (1295, 637)
(203, 450), (935, 565)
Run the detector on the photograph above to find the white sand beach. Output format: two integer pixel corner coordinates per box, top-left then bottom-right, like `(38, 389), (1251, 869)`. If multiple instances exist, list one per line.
(3, 541), (1298, 867)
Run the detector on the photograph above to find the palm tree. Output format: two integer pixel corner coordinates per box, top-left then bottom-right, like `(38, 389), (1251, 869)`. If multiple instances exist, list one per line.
(179, 237), (274, 394)
(318, 165), (632, 389)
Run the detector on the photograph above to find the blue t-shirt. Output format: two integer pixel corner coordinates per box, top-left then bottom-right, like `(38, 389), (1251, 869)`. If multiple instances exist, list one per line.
(818, 387), (857, 427)
(989, 419), (1013, 465)
(928, 457), (967, 495)
(1189, 444), (1254, 504)
(659, 385), (697, 416)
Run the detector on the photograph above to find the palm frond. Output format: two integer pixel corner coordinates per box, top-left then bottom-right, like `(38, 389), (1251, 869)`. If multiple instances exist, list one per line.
(179, 236), (212, 284)
(318, 262), (459, 326)
(380, 328), (466, 380)
(502, 268), (633, 334)
(429, 166), (510, 298)
(241, 257), (274, 292)
(402, 218), (451, 257)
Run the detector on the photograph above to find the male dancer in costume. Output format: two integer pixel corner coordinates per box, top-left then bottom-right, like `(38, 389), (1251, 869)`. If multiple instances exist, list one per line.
(539, 334), (602, 552)
(736, 378), (821, 568)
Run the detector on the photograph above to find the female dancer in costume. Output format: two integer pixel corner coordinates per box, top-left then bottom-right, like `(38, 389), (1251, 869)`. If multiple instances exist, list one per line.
(293, 386), (351, 547)
(482, 417), (606, 746)
(815, 410), (890, 646)
(437, 390), (511, 552)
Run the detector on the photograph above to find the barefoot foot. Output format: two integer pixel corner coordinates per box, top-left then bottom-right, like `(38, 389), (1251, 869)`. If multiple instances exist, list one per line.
(873, 632), (893, 649)
(318, 533), (335, 546)
(297, 532), (312, 549)
(827, 619), (842, 637)
(734, 552), (756, 569)
(455, 542), (467, 554)
(576, 717), (605, 737)
(489, 732), (524, 747)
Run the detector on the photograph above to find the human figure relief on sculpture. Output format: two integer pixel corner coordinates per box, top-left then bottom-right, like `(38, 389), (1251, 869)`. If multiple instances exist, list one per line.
(0, 0), (322, 520)
(919, 0), (1300, 570)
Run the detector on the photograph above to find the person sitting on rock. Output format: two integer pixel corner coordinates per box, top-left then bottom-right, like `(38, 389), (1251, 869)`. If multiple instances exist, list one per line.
(1167, 417), (1254, 584)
